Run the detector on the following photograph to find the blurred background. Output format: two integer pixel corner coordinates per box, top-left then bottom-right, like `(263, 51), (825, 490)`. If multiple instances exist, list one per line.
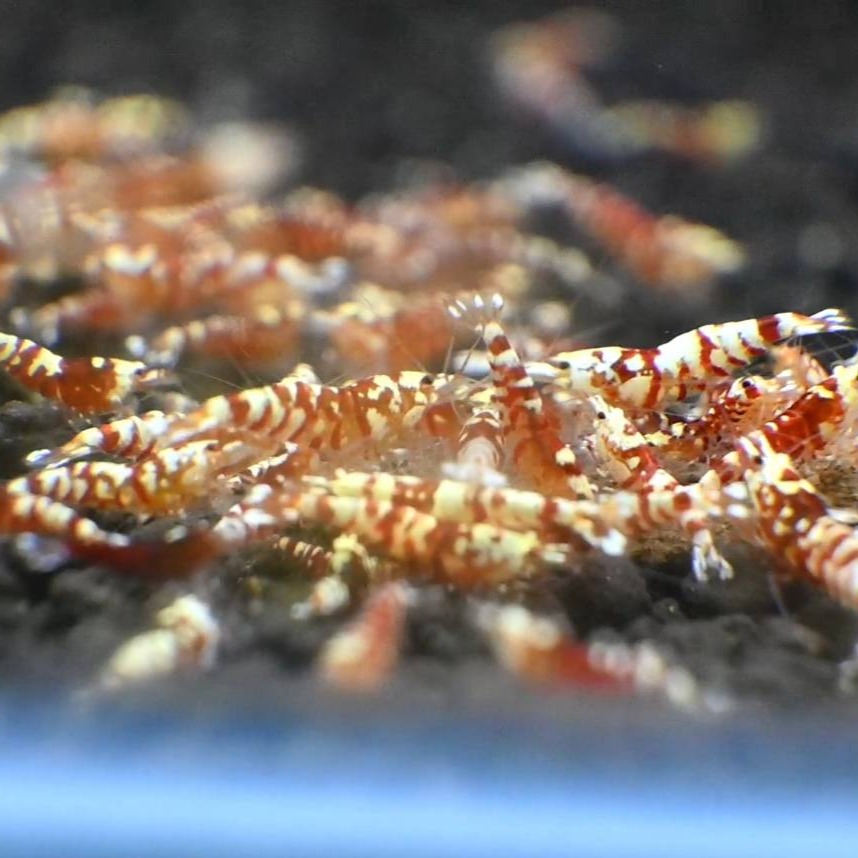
(1, 0), (853, 192)
(2, 0), (856, 328)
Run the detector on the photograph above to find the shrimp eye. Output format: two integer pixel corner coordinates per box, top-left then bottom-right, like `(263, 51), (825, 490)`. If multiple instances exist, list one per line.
(554, 360), (571, 370)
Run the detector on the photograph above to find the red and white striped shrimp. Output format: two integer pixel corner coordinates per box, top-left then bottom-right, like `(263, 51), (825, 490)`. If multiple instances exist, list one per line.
(159, 370), (458, 452)
(23, 362), (333, 468)
(532, 308), (852, 411)
(493, 162), (744, 289)
(770, 343), (829, 391)
(651, 374), (785, 462)
(272, 533), (359, 620)
(590, 395), (731, 579)
(10, 437), (260, 515)
(301, 469), (625, 555)
(475, 603), (632, 691)
(26, 410), (171, 467)
(706, 363), (858, 484)
(312, 285), (456, 374)
(211, 480), (572, 587)
(23, 238), (343, 345)
(443, 403), (507, 485)
(228, 444), (319, 491)
(590, 395), (671, 491)
(0, 487), (130, 550)
(290, 491), (572, 586)
(728, 431), (858, 610)
(126, 301), (306, 368)
(317, 581), (410, 691)
(354, 178), (592, 293)
(0, 90), (189, 162)
(747, 362), (858, 465)
(590, 468), (726, 562)
(0, 331), (169, 413)
(95, 594), (220, 693)
(449, 293), (593, 497)
(273, 535), (340, 581)
(557, 170), (745, 288)
(489, 14), (759, 168)
(28, 368), (442, 471)
(8, 199), (242, 341)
